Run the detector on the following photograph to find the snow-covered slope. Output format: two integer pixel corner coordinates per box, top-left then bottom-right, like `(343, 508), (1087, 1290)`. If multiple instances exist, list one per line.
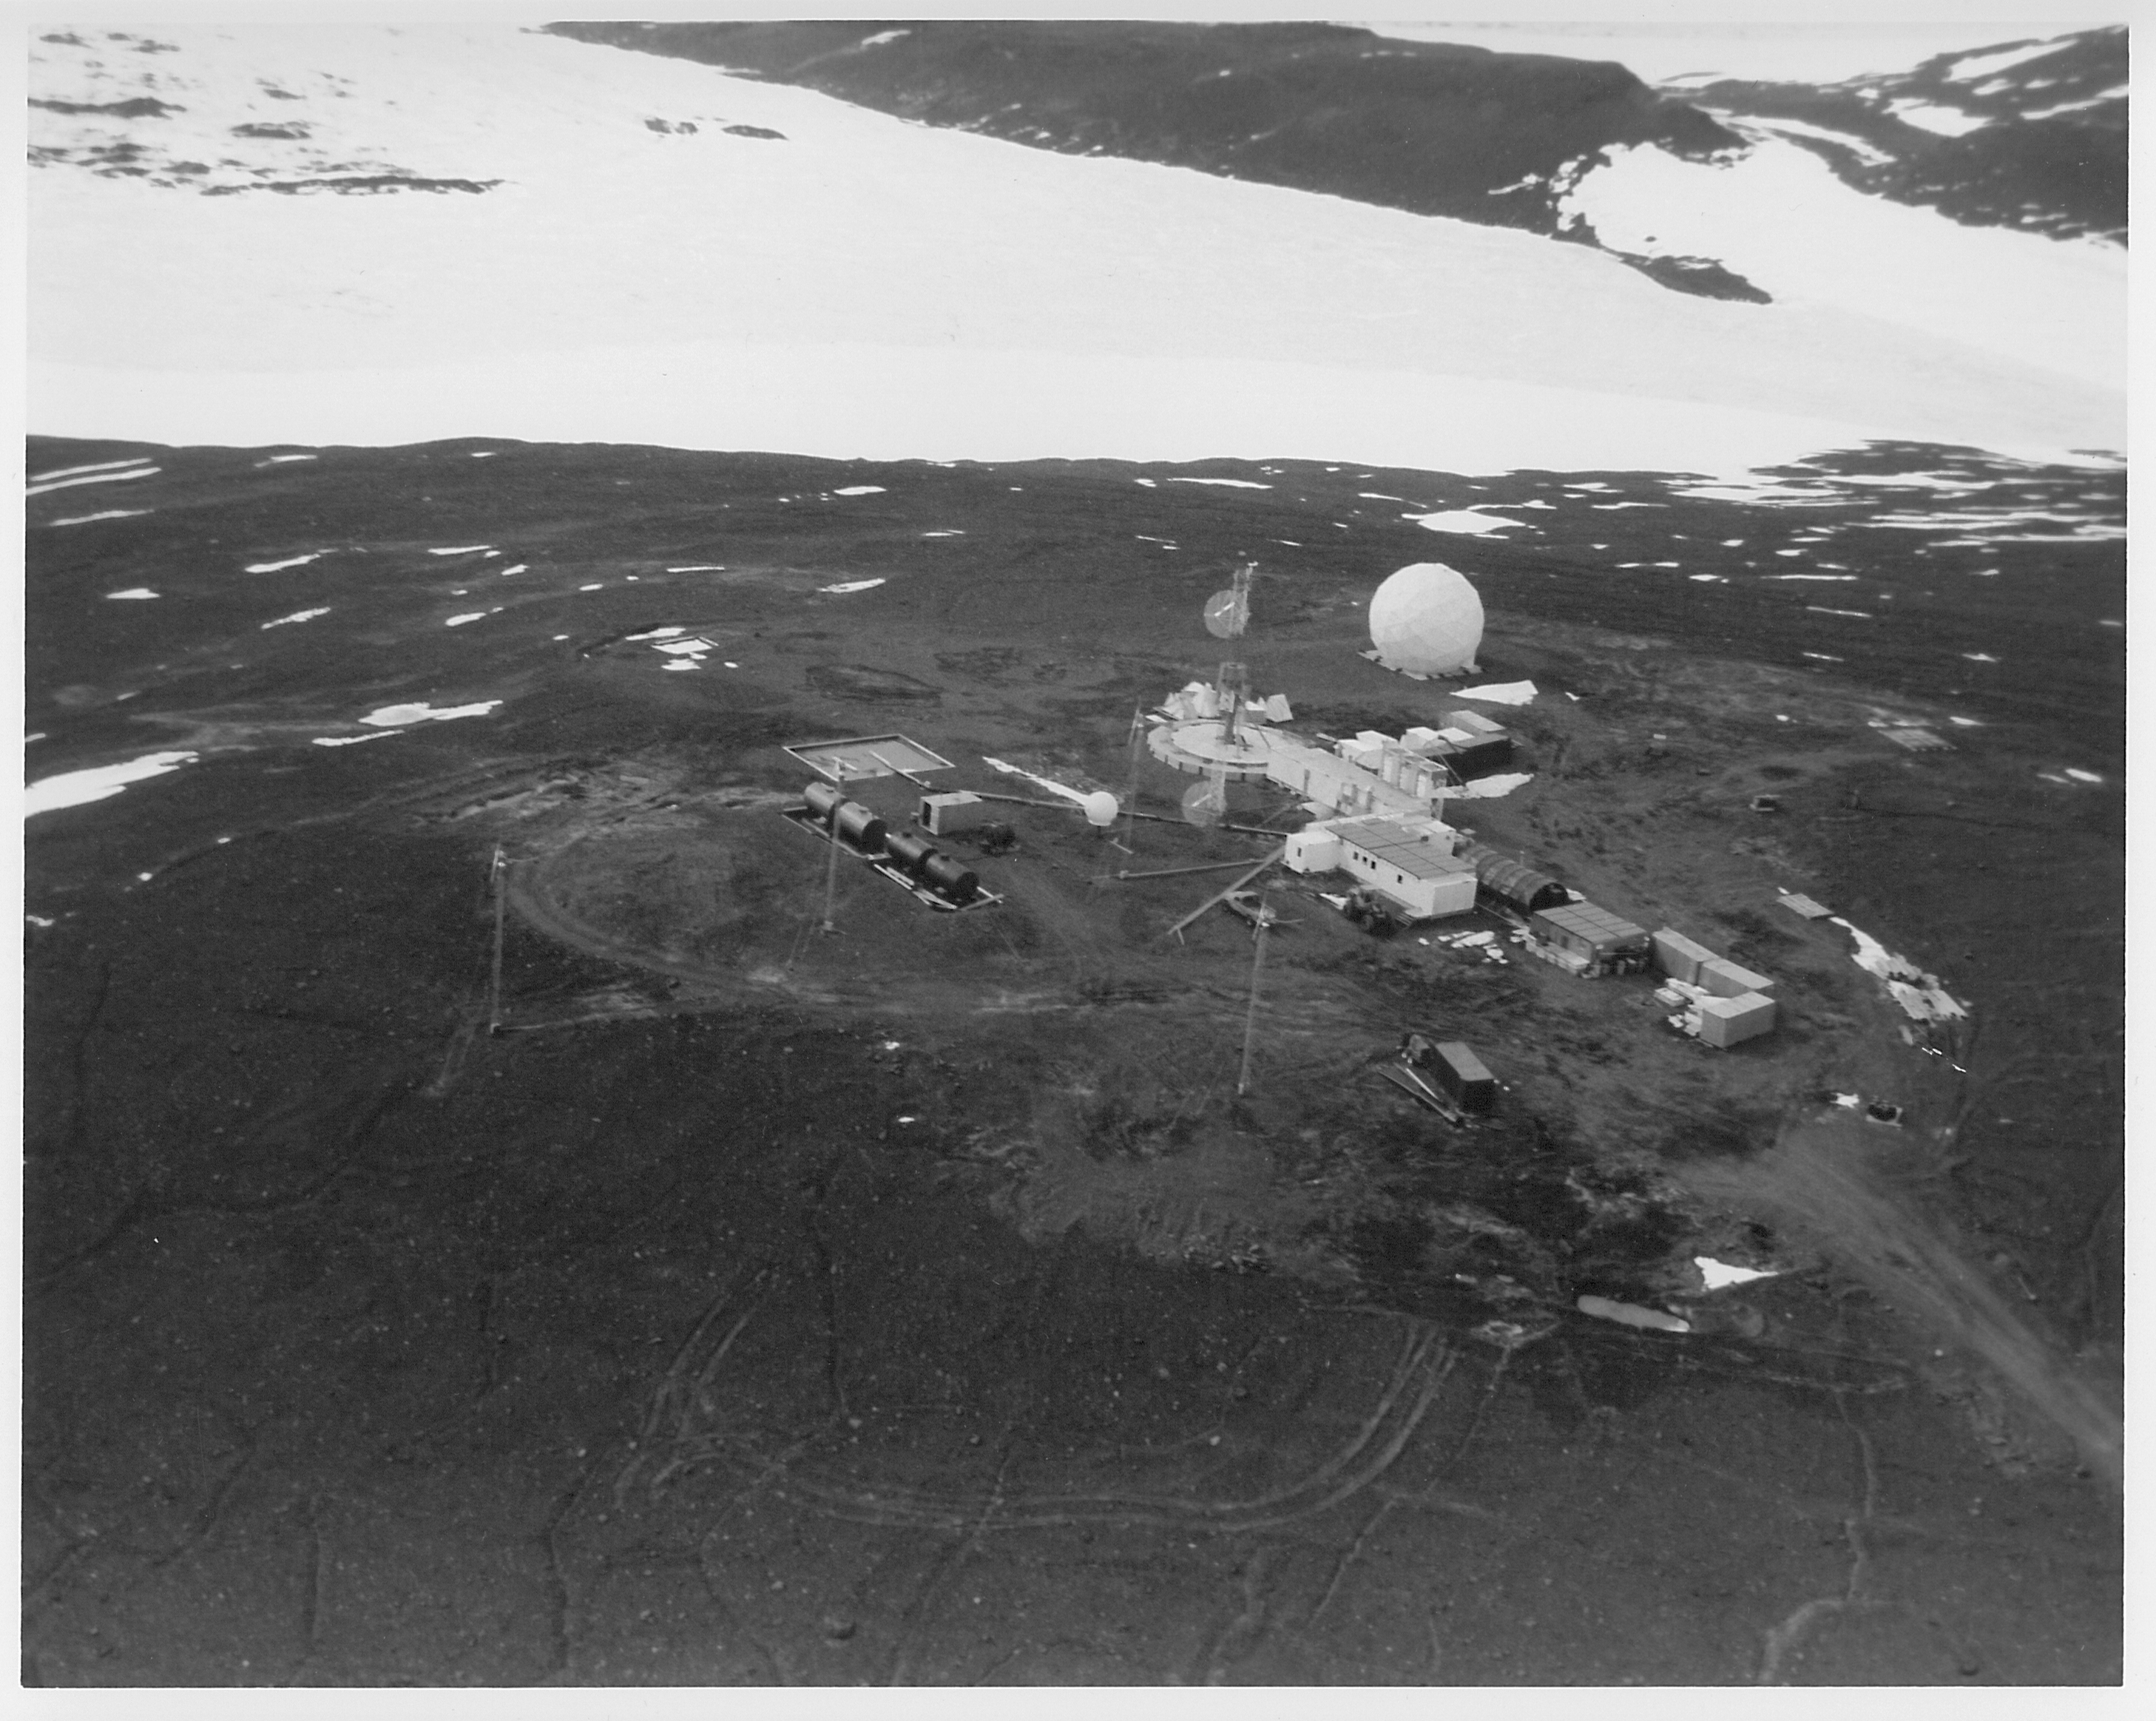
(1671, 27), (2126, 246)
(27, 23), (2122, 476)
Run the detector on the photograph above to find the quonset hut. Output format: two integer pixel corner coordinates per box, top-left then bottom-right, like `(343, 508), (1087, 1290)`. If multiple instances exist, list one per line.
(1456, 840), (1569, 916)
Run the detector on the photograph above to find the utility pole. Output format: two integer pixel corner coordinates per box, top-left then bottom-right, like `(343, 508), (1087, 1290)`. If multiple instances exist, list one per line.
(487, 844), (507, 1035)
(819, 765), (848, 935)
(1117, 707), (1144, 857)
(1237, 907), (1269, 1098)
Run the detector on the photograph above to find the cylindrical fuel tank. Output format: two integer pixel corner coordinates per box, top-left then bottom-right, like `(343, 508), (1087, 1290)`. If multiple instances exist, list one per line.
(920, 852), (979, 902)
(884, 829), (937, 875)
(834, 801), (887, 853)
(804, 780), (844, 824)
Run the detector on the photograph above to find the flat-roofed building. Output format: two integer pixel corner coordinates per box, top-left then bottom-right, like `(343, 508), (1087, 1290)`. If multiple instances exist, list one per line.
(1530, 901), (1652, 974)
(1327, 815), (1476, 921)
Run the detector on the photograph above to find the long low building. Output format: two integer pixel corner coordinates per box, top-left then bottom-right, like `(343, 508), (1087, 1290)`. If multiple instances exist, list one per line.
(1262, 731), (1434, 819)
(1285, 813), (1476, 921)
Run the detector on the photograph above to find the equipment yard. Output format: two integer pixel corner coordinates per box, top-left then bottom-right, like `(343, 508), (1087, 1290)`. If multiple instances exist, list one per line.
(24, 438), (2122, 1686)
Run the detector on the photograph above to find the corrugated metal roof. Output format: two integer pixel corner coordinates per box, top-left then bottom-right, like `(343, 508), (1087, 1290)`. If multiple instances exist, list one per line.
(1537, 901), (1649, 943)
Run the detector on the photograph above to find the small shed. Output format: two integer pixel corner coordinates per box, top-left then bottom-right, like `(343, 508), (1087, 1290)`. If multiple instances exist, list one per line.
(1532, 901), (1652, 966)
(919, 791), (996, 836)
(1427, 1041), (1496, 1113)
(1283, 822), (1344, 874)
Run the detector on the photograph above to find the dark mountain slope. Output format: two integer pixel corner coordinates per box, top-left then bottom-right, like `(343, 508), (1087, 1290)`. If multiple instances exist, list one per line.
(545, 18), (1743, 243)
(1680, 27), (2125, 243)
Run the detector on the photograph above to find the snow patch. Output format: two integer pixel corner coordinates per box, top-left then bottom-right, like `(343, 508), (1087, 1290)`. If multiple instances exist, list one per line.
(830, 484), (886, 496)
(1725, 113), (1893, 169)
(1885, 98), (1990, 137)
(26, 751), (197, 817)
(429, 544), (493, 556)
(445, 612), (488, 626)
(1944, 40), (2061, 82)
(1456, 681), (1537, 706)
(47, 509), (150, 527)
(817, 578), (886, 595)
(246, 552), (326, 572)
(1455, 772), (1533, 799)
(1408, 511), (1525, 535)
(312, 731), (394, 747)
(1695, 1257), (1778, 1290)
(27, 465), (158, 498)
(104, 587), (159, 600)
(1166, 477), (1271, 490)
(358, 700), (501, 727)
(29, 456), (152, 484)
(262, 607), (329, 629)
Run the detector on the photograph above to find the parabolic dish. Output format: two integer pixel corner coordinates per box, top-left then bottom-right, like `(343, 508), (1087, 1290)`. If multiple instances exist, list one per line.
(1368, 562), (1484, 676)
(1203, 588), (1248, 640)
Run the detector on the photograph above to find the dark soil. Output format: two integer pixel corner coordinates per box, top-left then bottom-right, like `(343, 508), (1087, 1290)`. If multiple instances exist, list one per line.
(22, 435), (2120, 1685)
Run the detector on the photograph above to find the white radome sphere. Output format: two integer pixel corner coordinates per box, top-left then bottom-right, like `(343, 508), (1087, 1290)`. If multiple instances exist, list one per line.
(1081, 791), (1119, 827)
(1368, 561), (1484, 676)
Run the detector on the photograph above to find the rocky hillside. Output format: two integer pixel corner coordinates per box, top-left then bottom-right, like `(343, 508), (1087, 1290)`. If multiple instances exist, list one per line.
(545, 18), (2123, 298)
(547, 20), (1741, 233)
(1675, 26), (2125, 244)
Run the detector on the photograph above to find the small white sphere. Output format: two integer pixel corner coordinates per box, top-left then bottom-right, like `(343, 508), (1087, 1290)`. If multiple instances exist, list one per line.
(1081, 791), (1119, 827)
(1368, 561), (1484, 676)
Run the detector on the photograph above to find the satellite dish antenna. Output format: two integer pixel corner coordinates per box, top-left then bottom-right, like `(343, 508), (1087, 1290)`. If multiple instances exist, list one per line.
(1181, 768), (1228, 828)
(1202, 561), (1255, 640)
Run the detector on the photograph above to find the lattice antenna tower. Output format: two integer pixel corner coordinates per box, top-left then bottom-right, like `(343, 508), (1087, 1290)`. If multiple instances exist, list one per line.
(1203, 561), (1257, 743)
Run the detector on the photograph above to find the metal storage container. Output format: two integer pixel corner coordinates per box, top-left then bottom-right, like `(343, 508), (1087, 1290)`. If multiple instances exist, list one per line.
(1697, 992), (1777, 1047)
(1700, 957), (1777, 1000)
(1652, 928), (1720, 985)
(804, 780), (845, 823)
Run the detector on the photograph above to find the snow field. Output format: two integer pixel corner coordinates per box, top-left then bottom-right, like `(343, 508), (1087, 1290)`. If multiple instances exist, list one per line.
(27, 23), (2120, 477)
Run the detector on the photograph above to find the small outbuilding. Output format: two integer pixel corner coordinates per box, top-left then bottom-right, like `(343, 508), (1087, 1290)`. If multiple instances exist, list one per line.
(1425, 1039), (1497, 1114)
(1530, 902), (1652, 973)
(919, 791), (997, 836)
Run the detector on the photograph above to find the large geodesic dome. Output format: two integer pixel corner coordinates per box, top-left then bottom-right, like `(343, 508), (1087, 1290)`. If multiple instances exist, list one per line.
(1368, 561), (1484, 676)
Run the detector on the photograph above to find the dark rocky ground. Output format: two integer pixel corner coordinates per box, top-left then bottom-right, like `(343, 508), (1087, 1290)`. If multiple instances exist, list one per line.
(21, 436), (2123, 1685)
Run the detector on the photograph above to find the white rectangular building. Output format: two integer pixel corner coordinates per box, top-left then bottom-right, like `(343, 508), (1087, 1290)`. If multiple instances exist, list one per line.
(1321, 814), (1476, 921)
